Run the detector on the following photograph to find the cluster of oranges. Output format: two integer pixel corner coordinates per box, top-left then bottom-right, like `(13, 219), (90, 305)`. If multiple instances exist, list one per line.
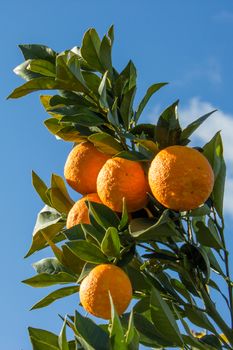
(64, 141), (214, 319)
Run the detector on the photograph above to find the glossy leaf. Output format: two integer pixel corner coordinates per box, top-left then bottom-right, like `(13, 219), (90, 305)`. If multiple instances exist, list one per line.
(19, 44), (57, 62)
(129, 210), (180, 241)
(74, 310), (109, 350)
(32, 257), (66, 274)
(87, 201), (120, 229)
(181, 110), (216, 143)
(184, 305), (216, 333)
(7, 77), (58, 99)
(58, 319), (69, 350)
(203, 132), (226, 218)
(135, 83), (167, 123)
(194, 220), (223, 250)
(56, 53), (89, 94)
(14, 59), (41, 81)
(99, 34), (113, 74)
(22, 272), (76, 287)
(28, 59), (56, 77)
(150, 287), (183, 346)
(109, 293), (128, 350)
(88, 132), (123, 155)
(66, 240), (108, 264)
(28, 327), (59, 350)
(98, 71), (109, 109)
(120, 86), (136, 130)
(31, 286), (78, 310)
(155, 100), (182, 149)
(101, 227), (121, 258)
(114, 150), (150, 161)
(49, 174), (74, 214)
(25, 206), (65, 258)
(80, 28), (103, 72)
(32, 171), (50, 206)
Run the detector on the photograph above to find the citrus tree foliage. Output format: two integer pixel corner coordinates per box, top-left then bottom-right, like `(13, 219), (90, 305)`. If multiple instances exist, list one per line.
(9, 26), (233, 349)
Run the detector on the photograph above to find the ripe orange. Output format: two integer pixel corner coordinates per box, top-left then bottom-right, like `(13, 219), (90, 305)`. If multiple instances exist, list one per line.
(79, 264), (132, 319)
(66, 193), (102, 229)
(148, 145), (214, 211)
(97, 157), (149, 212)
(64, 142), (110, 194)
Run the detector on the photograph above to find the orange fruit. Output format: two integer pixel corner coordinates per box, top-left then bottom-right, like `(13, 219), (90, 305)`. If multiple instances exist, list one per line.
(148, 145), (214, 211)
(64, 142), (110, 194)
(66, 193), (102, 229)
(97, 157), (149, 212)
(79, 264), (132, 319)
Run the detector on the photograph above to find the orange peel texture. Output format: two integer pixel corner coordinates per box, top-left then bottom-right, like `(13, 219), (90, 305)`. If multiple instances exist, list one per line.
(148, 145), (214, 211)
(97, 157), (149, 212)
(66, 193), (102, 228)
(79, 264), (132, 319)
(64, 142), (110, 194)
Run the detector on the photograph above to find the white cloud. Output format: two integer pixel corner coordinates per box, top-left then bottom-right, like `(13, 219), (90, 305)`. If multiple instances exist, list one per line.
(174, 58), (222, 86)
(213, 10), (233, 22)
(180, 98), (233, 216)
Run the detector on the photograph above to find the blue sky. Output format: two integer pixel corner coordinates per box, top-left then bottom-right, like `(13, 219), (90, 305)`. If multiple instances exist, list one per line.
(1, 0), (233, 349)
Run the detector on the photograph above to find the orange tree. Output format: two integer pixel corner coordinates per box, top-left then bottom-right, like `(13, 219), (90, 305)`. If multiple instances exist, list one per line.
(9, 26), (233, 349)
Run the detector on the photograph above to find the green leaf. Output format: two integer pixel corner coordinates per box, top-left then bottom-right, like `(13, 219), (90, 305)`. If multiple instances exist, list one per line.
(188, 204), (211, 217)
(28, 59), (56, 77)
(58, 319), (69, 350)
(32, 257), (66, 274)
(132, 313), (170, 347)
(181, 110), (216, 143)
(125, 310), (140, 350)
(31, 285), (78, 310)
(19, 44), (57, 62)
(82, 71), (101, 94)
(81, 223), (105, 244)
(184, 305), (216, 333)
(49, 174), (74, 214)
(25, 206), (65, 258)
(64, 224), (85, 241)
(118, 198), (129, 230)
(194, 220), (223, 250)
(204, 132), (226, 218)
(14, 59), (42, 81)
(80, 28), (103, 71)
(74, 310), (109, 350)
(135, 83), (167, 123)
(101, 227), (121, 258)
(129, 210), (180, 241)
(32, 170), (50, 206)
(56, 52), (89, 94)
(7, 77), (58, 99)
(99, 34), (113, 74)
(98, 71), (109, 109)
(87, 201), (120, 230)
(28, 327), (59, 350)
(88, 132), (123, 155)
(129, 123), (155, 139)
(150, 287), (183, 346)
(114, 60), (137, 97)
(114, 150), (150, 161)
(66, 240), (108, 264)
(109, 293), (128, 350)
(22, 272), (76, 288)
(61, 245), (85, 275)
(181, 244), (211, 283)
(203, 247), (225, 277)
(77, 262), (96, 283)
(120, 86), (136, 130)
(155, 100), (182, 149)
